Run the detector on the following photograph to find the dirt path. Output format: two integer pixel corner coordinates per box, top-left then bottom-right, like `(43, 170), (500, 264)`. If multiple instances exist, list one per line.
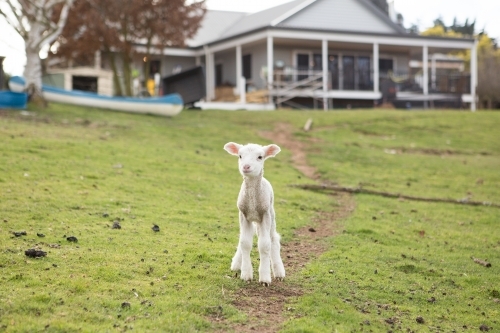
(262, 123), (319, 180)
(214, 123), (355, 332)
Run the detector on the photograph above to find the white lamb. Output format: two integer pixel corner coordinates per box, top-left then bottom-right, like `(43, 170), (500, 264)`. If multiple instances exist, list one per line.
(224, 142), (286, 286)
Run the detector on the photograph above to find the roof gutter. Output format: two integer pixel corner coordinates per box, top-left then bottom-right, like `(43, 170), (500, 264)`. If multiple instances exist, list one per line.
(139, 26), (475, 56)
(193, 26), (475, 50)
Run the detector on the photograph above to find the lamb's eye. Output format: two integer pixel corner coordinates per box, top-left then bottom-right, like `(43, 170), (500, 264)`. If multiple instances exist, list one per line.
(239, 155), (242, 159)
(258, 156), (263, 160)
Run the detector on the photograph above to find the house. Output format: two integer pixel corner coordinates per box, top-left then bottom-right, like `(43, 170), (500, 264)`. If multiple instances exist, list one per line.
(44, 52), (114, 96)
(136, 0), (478, 110)
(138, 0), (477, 110)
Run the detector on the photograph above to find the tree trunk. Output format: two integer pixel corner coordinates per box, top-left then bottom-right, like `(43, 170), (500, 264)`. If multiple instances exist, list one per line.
(24, 49), (43, 94)
(143, 59), (150, 91)
(23, 22), (44, 98)
(143, 37), (153, 90)
(120, 13), (133, 97)
(123, 51), (133, 97)
(107, 50), (123, 96)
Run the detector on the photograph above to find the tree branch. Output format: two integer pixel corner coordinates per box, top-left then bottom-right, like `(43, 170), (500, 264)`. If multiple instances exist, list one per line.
(290, 184), (500, 209)
(1, 0), (28, 38)
(471, 257), (492, 267)
(40, 0), (73, 46)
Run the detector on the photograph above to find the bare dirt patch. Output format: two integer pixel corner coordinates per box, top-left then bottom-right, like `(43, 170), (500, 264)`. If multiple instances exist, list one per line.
(260, 123), (319, 180)
(213, 123), (355, 332)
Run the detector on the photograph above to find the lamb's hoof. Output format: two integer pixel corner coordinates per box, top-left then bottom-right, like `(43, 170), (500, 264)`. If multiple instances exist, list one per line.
(231, 264), (242, 271)
(260, 282), (270, 287)
(240, 270), (253, 282)
(275, 277), (285, 282)
(234, 272), (239, 278)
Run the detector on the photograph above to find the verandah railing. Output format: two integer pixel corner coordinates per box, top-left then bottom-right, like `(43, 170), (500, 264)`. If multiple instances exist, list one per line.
(271, 68), (471, 95)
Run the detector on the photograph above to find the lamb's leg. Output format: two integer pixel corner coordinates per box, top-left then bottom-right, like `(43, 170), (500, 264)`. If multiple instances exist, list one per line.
(232, 211), (254, 281)
(270, 207), (285, 280)
(257, 212), (272, 286)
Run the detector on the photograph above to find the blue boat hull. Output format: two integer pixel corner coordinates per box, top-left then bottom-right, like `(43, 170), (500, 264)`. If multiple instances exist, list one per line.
(0, 91), (28, 109)
(9, 76), (183, 117)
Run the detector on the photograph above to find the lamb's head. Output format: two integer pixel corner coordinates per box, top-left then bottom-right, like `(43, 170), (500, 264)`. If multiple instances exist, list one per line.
(224, 142), (281, 178)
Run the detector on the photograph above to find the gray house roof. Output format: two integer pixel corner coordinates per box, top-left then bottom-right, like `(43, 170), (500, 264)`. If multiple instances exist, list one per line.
(217, 0), (307, 40)
(187, 10), (247, 47)
(277, 0), (406, 34)
(187, 0), (406, 48)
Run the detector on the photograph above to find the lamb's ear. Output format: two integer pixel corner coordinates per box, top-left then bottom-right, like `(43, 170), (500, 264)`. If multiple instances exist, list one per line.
(263, 144), (281, 159)
(224, 142), (242, 156)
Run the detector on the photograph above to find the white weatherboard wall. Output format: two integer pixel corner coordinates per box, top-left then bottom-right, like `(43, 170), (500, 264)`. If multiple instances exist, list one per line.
(47, 67), (113, 96)
(274, 46), (296, 67)
(278, 0), (397, 34)
(242, 43), (269, 90)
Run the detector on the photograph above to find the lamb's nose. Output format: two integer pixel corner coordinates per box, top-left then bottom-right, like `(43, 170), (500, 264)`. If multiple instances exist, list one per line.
(243, 164), (251, 171)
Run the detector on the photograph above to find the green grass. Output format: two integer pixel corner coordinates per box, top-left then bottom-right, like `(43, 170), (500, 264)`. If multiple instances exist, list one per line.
(0, 106), (499, 332)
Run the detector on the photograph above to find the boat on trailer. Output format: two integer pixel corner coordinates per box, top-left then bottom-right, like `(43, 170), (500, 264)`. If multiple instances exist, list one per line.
(9, 76), (183, 117)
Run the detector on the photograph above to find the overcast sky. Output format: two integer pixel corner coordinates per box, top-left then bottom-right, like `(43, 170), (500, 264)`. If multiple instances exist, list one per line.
(1, 0), (498, 76)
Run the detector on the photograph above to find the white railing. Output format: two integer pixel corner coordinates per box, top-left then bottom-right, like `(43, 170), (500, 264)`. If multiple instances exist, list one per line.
(271, 69), (328, 108)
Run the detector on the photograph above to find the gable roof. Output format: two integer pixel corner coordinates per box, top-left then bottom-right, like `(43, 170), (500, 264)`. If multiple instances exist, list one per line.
(218, 0), (307, 39)
(187, 10), (247, 47)
(189, 0), (407, 48)
(277, 0), (406, 34)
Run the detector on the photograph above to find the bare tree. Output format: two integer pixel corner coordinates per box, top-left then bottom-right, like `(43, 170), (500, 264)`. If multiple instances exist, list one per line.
(135, 0), (206, 91)
(0, 0), (74, 96)
(477, 48), (500, 109)
(51, 0), (127, 95)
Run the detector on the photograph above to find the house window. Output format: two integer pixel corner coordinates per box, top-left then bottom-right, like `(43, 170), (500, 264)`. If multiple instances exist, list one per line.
(358, 56), (371, 91)
(215, 64), (223, 86)
(343, 56), (355, 90)
(242, 54), (252, 80)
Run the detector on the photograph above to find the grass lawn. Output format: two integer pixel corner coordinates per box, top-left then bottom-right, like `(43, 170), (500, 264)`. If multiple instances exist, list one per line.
(0, 105), (499, 332)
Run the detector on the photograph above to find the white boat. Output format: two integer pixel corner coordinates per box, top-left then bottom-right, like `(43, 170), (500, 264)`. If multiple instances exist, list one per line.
(9, 76), (183, 117)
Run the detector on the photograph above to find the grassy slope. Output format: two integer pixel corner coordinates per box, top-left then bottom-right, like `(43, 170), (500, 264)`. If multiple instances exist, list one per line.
(0, 105), (330, 332)
(282, 111), (500, 332)
(0, 106), (499, 332)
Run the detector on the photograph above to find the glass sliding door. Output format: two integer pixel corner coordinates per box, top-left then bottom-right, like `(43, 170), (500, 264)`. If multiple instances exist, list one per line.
(328, 55), (339, 90)
(343, 56), (355, 90)
(297, 53), (309, 80)
(242, 54), (252, 80)
(358, 56), (371, 90)
(379, 58), (393, 74)
(312, 54), (322, 70)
